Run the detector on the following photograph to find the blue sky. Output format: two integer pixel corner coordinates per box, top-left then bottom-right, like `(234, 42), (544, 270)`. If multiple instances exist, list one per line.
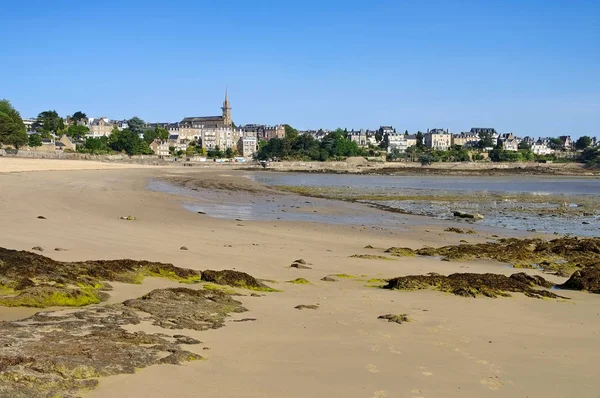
(1, 0), (598, 137)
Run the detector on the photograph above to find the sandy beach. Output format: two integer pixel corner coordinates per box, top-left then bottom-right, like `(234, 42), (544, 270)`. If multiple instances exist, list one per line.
(0, 157), (598, 398)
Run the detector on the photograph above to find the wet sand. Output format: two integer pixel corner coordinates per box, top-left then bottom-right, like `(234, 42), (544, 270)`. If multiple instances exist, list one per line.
(0, 159), (598, 398)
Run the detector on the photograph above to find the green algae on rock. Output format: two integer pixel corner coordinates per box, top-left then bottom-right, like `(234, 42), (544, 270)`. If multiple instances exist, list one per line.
(0, 287), (246, 398)
(350, 254), (394, 260)
(200, 269), (277, 292)
(390, 237), (600, 275)
(559, 265), (600, 293)
(378, 314), (411, 324)
(287, 278), (311, 284)
(384, 272), (567, 299)
(0, 247), (202, 308)
(384, 247), (416, 257)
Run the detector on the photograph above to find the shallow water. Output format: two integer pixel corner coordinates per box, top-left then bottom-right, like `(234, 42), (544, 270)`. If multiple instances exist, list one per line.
(250, 172), (600, 237)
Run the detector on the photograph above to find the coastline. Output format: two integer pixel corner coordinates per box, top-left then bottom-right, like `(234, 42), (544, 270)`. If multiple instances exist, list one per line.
(0, 159), (598, 398)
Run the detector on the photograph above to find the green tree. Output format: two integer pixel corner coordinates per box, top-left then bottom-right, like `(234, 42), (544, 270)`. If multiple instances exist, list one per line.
(127, 117), (147, 137)
(225, 147), (235, 158)
(549, 138), (563, 150)
(416, 131), (425, 149)
(83, 137), (110, 154)
(478, 130), (495, 148)
(71, 111), (87, 125)
(108, 128), (150, 156)
(575, 136), (592, 150)
(66, 124), (89, 140)
(28, 134), (42, 149)
(518, 141), (531, 150)
(33, 110), (64, 138)
(284, 124), (299, 140)
(143, 127), (169, 143)
(0, 100), (28, 149)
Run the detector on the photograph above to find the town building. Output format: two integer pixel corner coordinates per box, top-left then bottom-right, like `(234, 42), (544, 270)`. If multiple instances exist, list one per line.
(88, 117), (113, 137)
(388, 133), (417, 153)
(149, 140), (170, 157)
(531, 139), (554, 155)
(180, 90), (232, 133)
(497, 133), (519, 151)
(237, 136), (258, 157)
(452, 132), (480, 148)
(558, 136), (573, 150)
(424, 129), (452, 150)
(349, 130), (368, 147)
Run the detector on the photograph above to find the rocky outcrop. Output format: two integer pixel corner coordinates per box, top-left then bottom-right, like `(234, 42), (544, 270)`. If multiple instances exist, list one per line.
(559, 266), (600, 293)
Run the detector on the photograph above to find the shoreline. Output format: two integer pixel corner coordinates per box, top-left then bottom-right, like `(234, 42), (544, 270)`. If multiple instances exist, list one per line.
(0, 160), (598, 398)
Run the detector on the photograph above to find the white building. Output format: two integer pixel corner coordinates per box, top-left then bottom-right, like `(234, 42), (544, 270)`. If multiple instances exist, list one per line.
(424, 129), (452, 150)
(388, 134), (417, 153)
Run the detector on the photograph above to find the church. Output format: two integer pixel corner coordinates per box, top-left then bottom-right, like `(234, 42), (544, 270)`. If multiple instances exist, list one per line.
(180, 90), (232, 130)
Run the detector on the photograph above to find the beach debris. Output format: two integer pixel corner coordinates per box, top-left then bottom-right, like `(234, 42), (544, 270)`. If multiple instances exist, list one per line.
(37, 215), (46, 219)
(233, 318), (257, 322)
(119, 215), (136, 221)
(384, 272), (567, 299)
(180, 246), (189, 251)
(378, 314), (411, 324)
(295, 304), (319, 310)
(201, 269), (275, 291)
(444, 227), (476, 234)
(321, 276), (339, 282)
(0, 287), (244, 397)
(350, 254), (393, 260)
(290, 259), (312, 269)
(453, 211), (484, 220)
(54, 247), (68, 251)
(31, 246), (44, 252)
(559, 266), (600, 293)
(197, 211), (206, 214)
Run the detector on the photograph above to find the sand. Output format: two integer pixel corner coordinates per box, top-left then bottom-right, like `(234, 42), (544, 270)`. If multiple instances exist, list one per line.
(0, 158), (598, 398)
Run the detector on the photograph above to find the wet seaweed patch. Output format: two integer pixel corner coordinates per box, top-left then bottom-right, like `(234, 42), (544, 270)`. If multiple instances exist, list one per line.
(200, 270), (279, 292)
(378, 314), (411, 324)
(384, 272), (568, 299)
(384, 247), (416, 257)
(0, 287), (245, 397)
(387, 237), (600, 276)
(0, 247), (202, 308)
(287, 278), (311, 285)
(444, 227), (476, 234)
(559, 265), (600, 293)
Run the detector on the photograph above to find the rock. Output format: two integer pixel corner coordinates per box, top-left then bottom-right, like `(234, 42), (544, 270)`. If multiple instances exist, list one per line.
(559, 266), (600, 293)
(232, 318), (257, 322)
(364, 245), (375, 249)
(197, 211), (206, 215)
(173, 335), (201, 345)
(119, 216), (136, 221)
(290, 262), (312, 269)
(201, 270), (272, 290)
(295, 304), (319, 310)
(453, 211), (484, 220)
(54, 248), (68, 252)
(582, 221), (590, 225)
(37, 216), (46, 220)
(294, 259), (307, 265)
(180, 246), (189, 251)
(384, 272), (566, 299)
(378, 314), (410, 324)
(444, 227), (476, 234)
(385, 247), (415, 257)
(31, 246), (44, 252)
(250, 293), (261, 297)
(321, 276), (338, 282)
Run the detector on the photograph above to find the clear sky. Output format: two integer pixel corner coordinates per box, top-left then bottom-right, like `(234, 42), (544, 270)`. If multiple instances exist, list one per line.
(1, 0), (598, 137)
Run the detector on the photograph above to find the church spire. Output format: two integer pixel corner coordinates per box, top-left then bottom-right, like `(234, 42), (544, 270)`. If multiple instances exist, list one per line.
(222, 87), (232, 127)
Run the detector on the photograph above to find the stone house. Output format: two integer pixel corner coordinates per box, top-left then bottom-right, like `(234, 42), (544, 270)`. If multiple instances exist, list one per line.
(424, 129), (452, 150)
(150, 140), (170, 157)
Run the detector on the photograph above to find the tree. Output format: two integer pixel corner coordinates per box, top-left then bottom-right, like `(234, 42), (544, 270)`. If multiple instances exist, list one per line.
(0, 100), (28, 149)
(549, 138), (563, 150)
(66, 124), (89, 140)
(143, 127), (169, 143)
(575, 136), (592, 150)
(28, 134), (42, 149)
(478, 130), (495, 149)
(416, 131), (425, 149)
(83, 136), (110, 154)
(71, 111), (87, 125)
(127, 117), (147, 137)
(33, 110), (64, 138)
(518, 141), (531, 150)
(284, 124), (299, 140)
(225, 147), (235, 158)
(108, 128), (150, 156)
